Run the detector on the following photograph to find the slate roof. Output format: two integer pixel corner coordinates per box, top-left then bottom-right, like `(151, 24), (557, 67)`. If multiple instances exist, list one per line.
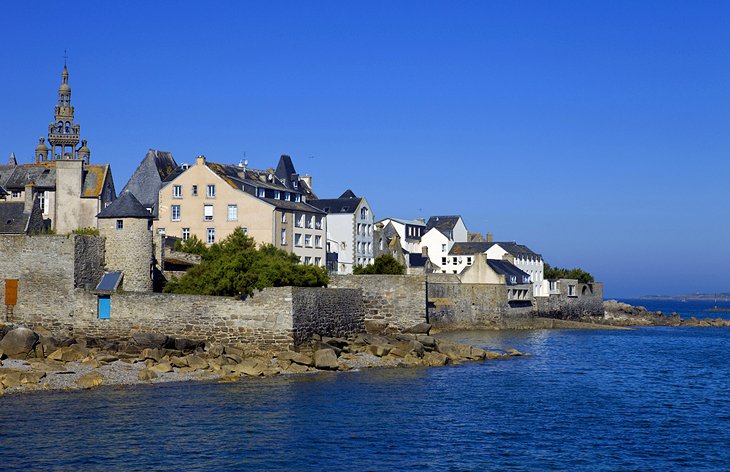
(408, 253), (428, 268)
(486, 260), (530, 285)
(308, 189), (362, 214)
(274, 154), (297, 187)
(0, 162), (111, 198)
(97, 191), (151, 219)
(0, 202), (32, 233)
(381, 217), (426, 227)
(0, 186), (7, 197)
(259, 198), (326, 214)
(425, 216), (462, 235)
(449, 241), (542, 261)
(121, 149), (178, 217)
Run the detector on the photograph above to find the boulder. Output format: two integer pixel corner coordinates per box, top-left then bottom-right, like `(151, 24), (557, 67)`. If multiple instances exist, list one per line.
(283, 363), (310, 374)
(365, 344), (393, 357)
(0, 328), (39, 359)
(132, 333), (169, 349)
(313, 349), (339, 370)
(185, 355), (209, 371)
(390, 341), (425, 358)
(175, 338), (203, 352)
(170, 356), (188, 368)
(139, 348), (162, 362)
(415, 335), (436, 348)
(364, 320), (389, 335)
(149, 362), (173, 374)
(96, 354), (119, 364)
(436, 342), (473, 361)
(233, 359), (265, 377)
(138, 369), (158, 381)
(423, 351), (449, 366)
(224, 345), (244, 358)
(403, 322), (432, 335)
(322, 337), (349, 349)
(277, 351), (314, 366)
(47, 345), (87, 363)
(76, 371), (103, 389)
(206, 343), (225, 357)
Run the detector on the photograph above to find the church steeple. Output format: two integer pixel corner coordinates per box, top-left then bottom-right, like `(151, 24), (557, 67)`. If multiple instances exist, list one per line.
(44, 60), (89, 163)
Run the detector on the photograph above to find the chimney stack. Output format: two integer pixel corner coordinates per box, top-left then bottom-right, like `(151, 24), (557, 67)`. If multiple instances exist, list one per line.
(24, 183), (37, 213)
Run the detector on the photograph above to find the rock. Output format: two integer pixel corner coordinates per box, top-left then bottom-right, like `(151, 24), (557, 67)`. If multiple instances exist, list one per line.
(170, 356), (188, 368)
(436, 342), (473, 361)
(96, 354), (119, 364)
(505, 348), (529, 357)
(132, 332), (169, 349)
(283, 363), (310, 374)
(0, 328), (39, 359)
(364, 320), (389, 335)
(224, 345), (244, 357)
(485, 350), (503, 359)
(314, 342), (342, 356)
(138, 369), (158, 381)
(206, 343), (225, 357)
(365, 344), (393, 357)
(233, 359), (265, 377)
(47, 345), (87, 363)
(390, 341), (425, 358)
(313, 349), (339, 370)
(423, 352), (449, 366)
(175, 338), (202, 352)
(277, 351), (314, 366)
(322, 337), (349, 349)
(224, 353), (243, 364)
(185, 355), (209, 371)
(76, 371), (103, 389)
(81, 359), (102, 368)
(139, 348), (161, 362)
(415, 335), (436, 348)
(149, 362), (173, 374)
(403, 322), (432, 335)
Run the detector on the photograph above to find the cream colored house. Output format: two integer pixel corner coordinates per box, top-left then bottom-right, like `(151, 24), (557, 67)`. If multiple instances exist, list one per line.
(156, 155), (326, 266)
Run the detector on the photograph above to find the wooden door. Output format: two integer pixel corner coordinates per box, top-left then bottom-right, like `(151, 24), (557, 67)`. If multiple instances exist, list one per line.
(4, 280), (18, 306)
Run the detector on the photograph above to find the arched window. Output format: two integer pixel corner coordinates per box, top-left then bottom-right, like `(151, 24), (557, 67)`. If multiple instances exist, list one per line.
(360, 207), (369, 219)
(65, 122), (70, 134)
(57, 121), (63, 133)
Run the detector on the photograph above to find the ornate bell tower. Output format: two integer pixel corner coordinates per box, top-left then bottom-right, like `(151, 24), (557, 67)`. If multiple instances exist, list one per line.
(45, 57), (89, 163)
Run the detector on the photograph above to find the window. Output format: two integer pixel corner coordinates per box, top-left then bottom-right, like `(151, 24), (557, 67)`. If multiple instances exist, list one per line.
(192, 185), (198, 196)
(296, 213), (304, 228)
(172, 185), (182, 198)
(11, 191), (21, 198)
(315, 217), (322, 229)
(116, 219), (124, 230)
(207, 228), (215, 244)
(314, 235), (322, 248)
(206, 184), (216, 198)
(204, 204), (213, 221)
(171, 205), (181, 222)
(306, 215), (314, 228)
(257, 188), (266, 198)
(453, 257), (458, 265)
(294, 194), (301, 202)
(367, 242), (372, 254)
(295, 233), (302, 247)
(568, 285), (576, 296)
(305, 234), (312, 247)
(285, 192), (291, 201)
(292, 180), (298, 189)
(227, 204), (238, 221)
(280, 229), (287, 245)
(182, 228), (190, 241)
(242, 227), (248, 234)
(314, 257), (321, 266)
(39, 192), (46, 214)
(98, 295), (110, 320)
(442, 257), (447, 265)
(466, 257), (473, 265)
(360, 207), (369, 219)
(281, 212), (287, 223)
(304, 256), (311, 265)
(274, 190), (281, 199)
(158, 228), (166, 236)
(379, 238), (384, 250)
(357, 223), (362, 235)
(441, 244), (447, 252)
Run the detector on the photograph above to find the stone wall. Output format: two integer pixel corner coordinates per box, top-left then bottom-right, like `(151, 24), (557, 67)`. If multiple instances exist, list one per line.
(291, 287), (364, 345)
(329, 275), (426, 330)
(534, 282), (604, 319)
(427, 282), (534, 330)
(99, 217), (153, 292)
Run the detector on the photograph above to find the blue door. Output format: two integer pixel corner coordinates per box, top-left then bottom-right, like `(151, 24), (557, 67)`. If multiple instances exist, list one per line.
(98, 296), (110, 319)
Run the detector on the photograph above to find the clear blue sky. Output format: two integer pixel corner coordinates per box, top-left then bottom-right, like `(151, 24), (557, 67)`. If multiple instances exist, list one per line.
(3, 1), (729, 297)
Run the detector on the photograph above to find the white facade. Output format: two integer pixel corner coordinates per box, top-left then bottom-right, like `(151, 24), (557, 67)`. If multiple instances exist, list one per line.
(322, 197), (374, 274)
(421, 216), (469, 271)
(485, 245), (544, 296)
(376, 217), (425, 254)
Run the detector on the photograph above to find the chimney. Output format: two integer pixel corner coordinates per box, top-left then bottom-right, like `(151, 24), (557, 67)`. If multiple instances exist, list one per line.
(300, 175), (312, 189)
(24, 183), (37, 213)
(195, 155), (206, 166)
(502, 253), (515, 264)
(486, 232), (493, 242)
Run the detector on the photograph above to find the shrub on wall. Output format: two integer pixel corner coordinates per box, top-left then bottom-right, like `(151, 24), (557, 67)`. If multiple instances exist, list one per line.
(173, 234), (207, 255)
(71, 227), (99, 236)
(354, 255), (406, 275)
(164, 227), (329, 298)
(543, 263), (594, 284)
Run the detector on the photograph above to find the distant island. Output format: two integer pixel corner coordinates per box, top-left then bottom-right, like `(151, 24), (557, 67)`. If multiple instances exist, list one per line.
(638, 293), (730, 301)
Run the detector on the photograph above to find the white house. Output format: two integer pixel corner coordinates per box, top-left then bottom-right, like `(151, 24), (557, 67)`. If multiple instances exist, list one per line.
(309, 189), (374, 274)
(375, 217), (426, 255)
(420, 215), (469, 270)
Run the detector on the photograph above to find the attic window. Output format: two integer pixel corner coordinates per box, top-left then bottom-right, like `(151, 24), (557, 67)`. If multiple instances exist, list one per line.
(6, 219), (13, 225)
(116, 220), (124, 230)
(323, 207), (330, 212)
(341, 207), (349, 212)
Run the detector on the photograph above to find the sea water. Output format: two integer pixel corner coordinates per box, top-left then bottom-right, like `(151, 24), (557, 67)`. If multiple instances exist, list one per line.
(1, 326), (729, 471)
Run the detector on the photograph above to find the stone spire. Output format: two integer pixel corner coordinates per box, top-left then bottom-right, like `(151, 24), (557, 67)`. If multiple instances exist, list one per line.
(8, 152), (17, 165)
(46, 62), (87, 163)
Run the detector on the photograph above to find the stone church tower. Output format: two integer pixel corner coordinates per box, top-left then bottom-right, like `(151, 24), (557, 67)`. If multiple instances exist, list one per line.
(36, 62), (90, 164)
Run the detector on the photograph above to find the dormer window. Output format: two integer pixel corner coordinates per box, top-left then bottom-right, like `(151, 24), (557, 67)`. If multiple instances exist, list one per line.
(257, 188), (266, 198)
(285, 192), (291, 201)
(294, 194), (301, 202)
(292, 180), (298, 189)
(274, 190), (281, 199)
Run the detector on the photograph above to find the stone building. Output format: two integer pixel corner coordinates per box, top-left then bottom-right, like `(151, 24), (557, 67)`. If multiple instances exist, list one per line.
(122, 149), (178, 218)
(0, 64), (116, 233)
(97, 191), (154, 292)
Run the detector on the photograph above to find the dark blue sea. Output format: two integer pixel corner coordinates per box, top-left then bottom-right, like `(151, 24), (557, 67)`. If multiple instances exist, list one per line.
(617, 298), (730, 319)
(2, 326), (730, 471)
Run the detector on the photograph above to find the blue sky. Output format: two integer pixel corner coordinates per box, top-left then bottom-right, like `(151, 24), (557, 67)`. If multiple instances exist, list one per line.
(2, 1), (729, 297)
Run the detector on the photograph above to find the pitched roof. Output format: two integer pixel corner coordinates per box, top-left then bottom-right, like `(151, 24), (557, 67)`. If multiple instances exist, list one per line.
(492, 242), (542, 260)
(0, 202), (31, 233)
(81, 164), (112, 198)
(274, 154), (297, 186)
(121, 149), (177, 216)
(308, 190), (363, 214)
(425, 216), (462, 234)
(486, 259), (530, 285)
(449, 242), (496, 255)
(259, 198), (326, 214)
(0, 162), (112, 199)
(97, 191), (151, 219)
(449, 241), (542, 260)
(381, 217), (426, 227)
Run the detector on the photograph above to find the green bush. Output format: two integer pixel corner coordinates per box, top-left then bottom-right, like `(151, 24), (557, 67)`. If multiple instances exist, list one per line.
(164, 227), (329, 297)
(354, 255), (406, 275)
(543, 263), (594, 284)
(71, 227), (99, 236)
(173, 234), (207, 255)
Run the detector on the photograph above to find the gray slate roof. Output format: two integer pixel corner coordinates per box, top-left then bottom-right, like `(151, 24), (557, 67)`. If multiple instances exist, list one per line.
(425, 215), (461, 234)
(308, 189), (362, 214)
(449, 241), (542, 261)
(259, 198), (326, 214)
(0, 202), (32, 233)
(97, 191), (151, 219)
(486, 260), (530, 285)
(121, 149), (178, 217)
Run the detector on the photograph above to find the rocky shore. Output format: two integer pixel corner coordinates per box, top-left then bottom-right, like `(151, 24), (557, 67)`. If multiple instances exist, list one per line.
(0, 322), (528, 395)
(593, 300), (730, 327)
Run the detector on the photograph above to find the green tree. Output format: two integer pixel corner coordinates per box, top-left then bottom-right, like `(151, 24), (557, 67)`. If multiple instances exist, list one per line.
(164, 227), (328, 297)
(354, 255), (406, 275)
(543, 263), (594, 284)
(173, 234), (207, 255)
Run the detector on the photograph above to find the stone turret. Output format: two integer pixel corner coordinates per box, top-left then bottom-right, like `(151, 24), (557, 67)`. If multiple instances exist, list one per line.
(97, 191), (153, 292)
